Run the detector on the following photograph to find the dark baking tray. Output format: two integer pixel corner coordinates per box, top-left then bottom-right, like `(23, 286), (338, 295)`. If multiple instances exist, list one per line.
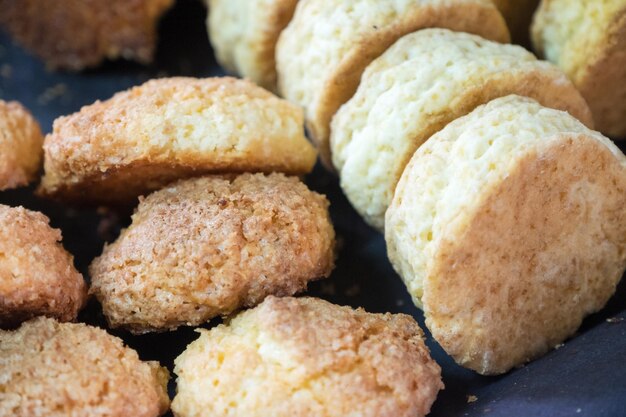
(1, 2), (625, 416)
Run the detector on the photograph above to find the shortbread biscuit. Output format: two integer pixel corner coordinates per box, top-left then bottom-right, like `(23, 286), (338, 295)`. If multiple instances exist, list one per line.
(207, 0), (298, 91)
(331, 29), (592, 230)
(0, 100), (44, 190)
(276, 0), (509, 166)
(90, 173), (335, 333)
(386, 95), (626, 375)
(172, 296), (443, 417)
(491, 0), (540, 43)
(0, 317), (170, 417)
(38, 77), (317, 206)
(0, 0), (174, 70)
(0, 205), (86, 327)
(532, 0), (626, 137)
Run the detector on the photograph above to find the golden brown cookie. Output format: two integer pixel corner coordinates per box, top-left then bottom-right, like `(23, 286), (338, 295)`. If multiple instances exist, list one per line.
(331, 29), (592, 230)
(386, 95), (626, 375)
(0, 205), (86, 327)
(532, 0), (626, 138)
(0, 0), (174, 70)
(38, 77), (317, 206)
(0, 100), (43, 191)
(0, 317), (170, 417)
(207, 0), (298, 91)
(276, 0), (509, 167)
(172, 296), (443, 417)
(90, 173), (335, 333)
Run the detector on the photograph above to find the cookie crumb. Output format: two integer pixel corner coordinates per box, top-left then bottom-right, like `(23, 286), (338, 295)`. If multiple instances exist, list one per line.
(467, 395), (478, 403)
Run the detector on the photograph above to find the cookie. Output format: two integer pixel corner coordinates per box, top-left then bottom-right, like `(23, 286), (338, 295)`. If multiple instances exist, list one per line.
(385, 95), (626, 375)
(38, 77), (317, 206)
(207, 0), (298, 91)
(532, 0), (626, 138)
(0, 205), (86, 327)
(276, 0), (509, 167)
(331, 29), (592, 230)
(0, 0), (174, 70)
(0, 100), (43, 191)
(172, 296), (443, 417)
(89, 173), (335, 333)
(0, 317), (170, 417)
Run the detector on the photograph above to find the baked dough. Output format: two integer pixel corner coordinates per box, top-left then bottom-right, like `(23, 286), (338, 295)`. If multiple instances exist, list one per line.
(38, 77), (317, 205)
(0, 100), (43, 190)
(276, 0), (509, 167)
(90, 173), (335, 333)
(0, 317), (170, 417)
(386, 95), (626, 374)
(172, 296), (443, 417)
(532, 0), (626, 138)
(0, 205), (86, 327)
(331, 29), (592, 230)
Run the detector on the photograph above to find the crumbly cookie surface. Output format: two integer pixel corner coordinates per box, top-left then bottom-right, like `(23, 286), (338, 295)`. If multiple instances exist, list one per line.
(331, 28), (591, 230)
(276, 0), (509, 167)
(0, 317), (170, 417)
(0, 0), (174, 70)
(0, 205), (86, 327)
(207, 0), (298, 91)
(90, 173), (335, 333)
(386, 96), (626, 374)
(172, 296), (443, 417)
(38, 77), (317, 205)
(0, 100), (43, 191)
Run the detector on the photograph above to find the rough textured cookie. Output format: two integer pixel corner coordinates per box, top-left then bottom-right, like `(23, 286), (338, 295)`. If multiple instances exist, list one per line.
(0, 100), (44, 191)
(491, 0), (540, 44)
(90, 173), (335, 333)
(532, 0), (626, 138)
(0, 0), (174, 70)
(386, 95), (626, 375)
(207, 0), (298, 91)
(38, 77), (317, 206)
(0, 205), (86, 327)
(0, 317), (170, 417)
(276, 0), (509, 167)
(172, 296), (443, 417)
(331, 29), (592, 230)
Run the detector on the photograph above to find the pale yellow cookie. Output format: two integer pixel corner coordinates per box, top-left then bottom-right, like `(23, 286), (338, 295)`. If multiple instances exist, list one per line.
(0, 205), (86, 327)
(532, 0), (626, 138)
(172, 296), (443, 417)
(0, 317), (170, 417)
(207, 0), (298, 91)
(90, 173), (335, 333)
(331, 29), (592, 230)
(386, 95), (626, 375)
(276, 0), (509, 167)
(38, 77), (317, 206)
(0, 0), (174, 70)
(0, 100), (43, 190)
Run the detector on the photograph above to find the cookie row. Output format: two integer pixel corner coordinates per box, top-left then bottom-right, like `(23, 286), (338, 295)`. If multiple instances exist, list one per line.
(208, 0), (626, 375)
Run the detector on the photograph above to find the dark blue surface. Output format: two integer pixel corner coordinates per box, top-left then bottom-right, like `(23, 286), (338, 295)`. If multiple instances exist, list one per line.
(1, 1), (625, 416)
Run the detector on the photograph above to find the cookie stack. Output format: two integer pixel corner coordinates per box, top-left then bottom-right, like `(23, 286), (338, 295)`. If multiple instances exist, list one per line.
(208, 0), (626, 377)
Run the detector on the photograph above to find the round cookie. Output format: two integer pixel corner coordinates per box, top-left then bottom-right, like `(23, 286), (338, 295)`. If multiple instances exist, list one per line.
(532, 0), (626, 138)
(38, 77), (317, 206)
(491, 0), (540, 44)
(331, 29), (592, 230)
(89, 173), (335, 333)
(276, 0), (509, 167)
(0, 317), (170, 417)
(0, 205), (86, 327)
(0, 100), (44, 191)
(385, 95), (626, 375)
(207, 0), (298, 91)
(172, 296), (443, 417)
(0, 0), (174, 70)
